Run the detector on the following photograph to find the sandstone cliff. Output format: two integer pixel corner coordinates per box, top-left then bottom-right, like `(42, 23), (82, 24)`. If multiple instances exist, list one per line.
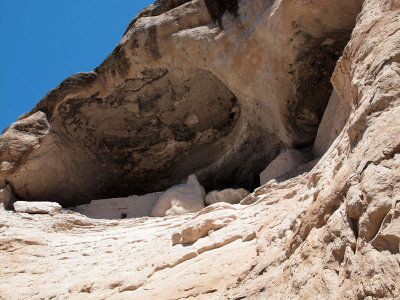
(1, 0), (400, 299)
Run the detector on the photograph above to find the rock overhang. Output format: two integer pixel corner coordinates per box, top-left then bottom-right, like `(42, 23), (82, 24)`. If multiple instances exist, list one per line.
(0, 0), (364, 207)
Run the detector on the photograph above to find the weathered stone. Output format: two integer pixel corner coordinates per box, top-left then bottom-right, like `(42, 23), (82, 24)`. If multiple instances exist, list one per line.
(0, 111), (49, 176)
(172, 205), (238, 245)
(150, 174), (205, 217)
(205, 188), (249, 205)
(371, 209), (400, 254)
(13, 201), (61, 214)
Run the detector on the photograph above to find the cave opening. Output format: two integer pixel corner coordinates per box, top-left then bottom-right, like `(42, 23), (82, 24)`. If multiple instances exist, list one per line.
(67, 32), (353, 220)
(5, 31), (354, 220)
(2, 0), (363, 220)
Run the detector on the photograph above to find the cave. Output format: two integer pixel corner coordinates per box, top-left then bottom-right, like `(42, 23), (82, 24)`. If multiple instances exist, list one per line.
(5, 67), (283, 207)
(0, 0), (361, 212)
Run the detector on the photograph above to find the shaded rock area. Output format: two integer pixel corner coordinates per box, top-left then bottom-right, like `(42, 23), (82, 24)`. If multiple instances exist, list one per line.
(0, 185), (15, 210)
(5, 0), (400, 299)
(3, 69), (245, 207)
(313, 90), (352, 157)
(287, 33), (352, 147)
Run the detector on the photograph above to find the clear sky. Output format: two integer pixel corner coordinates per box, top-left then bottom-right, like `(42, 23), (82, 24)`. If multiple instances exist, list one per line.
(0, 0), (154, 132)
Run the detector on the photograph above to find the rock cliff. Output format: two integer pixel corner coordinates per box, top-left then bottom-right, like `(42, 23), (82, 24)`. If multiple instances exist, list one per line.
(1, 0), (400, 299)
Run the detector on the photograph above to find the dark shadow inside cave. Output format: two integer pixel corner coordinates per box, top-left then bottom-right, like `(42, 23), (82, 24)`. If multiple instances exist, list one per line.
(287, 30), (353, 148)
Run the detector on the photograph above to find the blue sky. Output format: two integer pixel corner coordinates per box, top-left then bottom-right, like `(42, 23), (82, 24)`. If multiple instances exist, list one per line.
(0, 0), (153, 132)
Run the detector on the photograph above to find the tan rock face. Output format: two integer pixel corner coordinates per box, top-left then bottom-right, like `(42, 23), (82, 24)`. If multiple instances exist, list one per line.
(2, 0), (400, 299)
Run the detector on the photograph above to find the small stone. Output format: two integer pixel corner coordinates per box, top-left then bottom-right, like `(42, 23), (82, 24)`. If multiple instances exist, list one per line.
(205, 188), (250, 205)
(14, 201), (62, 214)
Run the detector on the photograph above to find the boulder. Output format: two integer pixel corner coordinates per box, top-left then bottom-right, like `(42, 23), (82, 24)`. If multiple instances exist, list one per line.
(205, 188), (250, 205)
(13, 201), (61, 214)
(151, 174), (205, 217)
(260, 149), (312, 185)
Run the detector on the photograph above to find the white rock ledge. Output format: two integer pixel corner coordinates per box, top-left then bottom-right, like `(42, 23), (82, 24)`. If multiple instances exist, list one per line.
(14, 201), (62, 214)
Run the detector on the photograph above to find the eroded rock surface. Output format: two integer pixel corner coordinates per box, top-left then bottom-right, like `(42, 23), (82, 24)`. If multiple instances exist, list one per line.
(313, 90), (351, 157)
(2, 0), (400, 299)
